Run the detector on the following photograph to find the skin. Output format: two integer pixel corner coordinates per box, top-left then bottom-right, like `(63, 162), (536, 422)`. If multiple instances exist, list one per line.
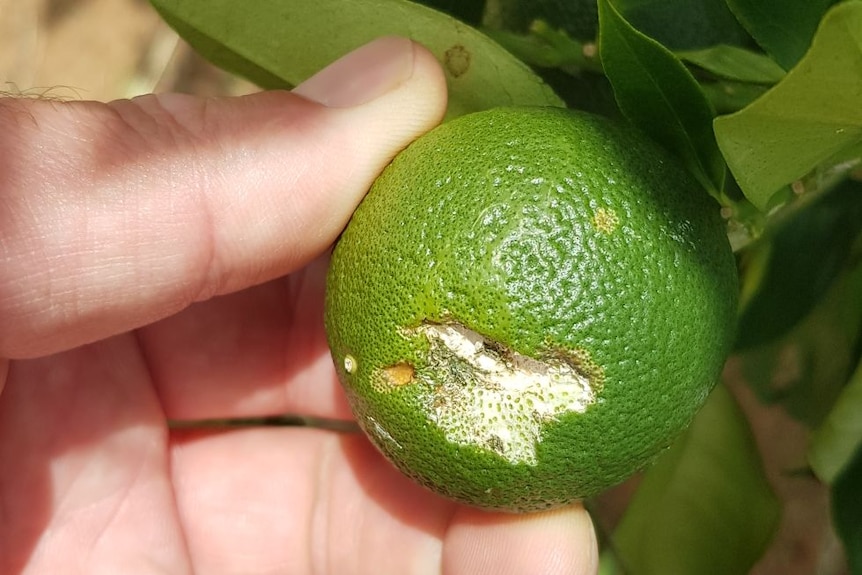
(0, 38), (598, 575)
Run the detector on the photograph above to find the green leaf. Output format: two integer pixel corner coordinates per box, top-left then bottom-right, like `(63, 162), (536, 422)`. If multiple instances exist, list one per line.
(613, 384), (780, 575)
(677, 44), (785, 84)
(832, 444), (862, 574)
(149, 0), (564, 119)
(735, 179), (862, 351)
(725, 0), (839, 70)
(738, 256), (862, 426)
(809, 357), (862, 484)
(482, 21), (596, 71)
(412, 0), (486, 26)
(597, 0), (725, 198)
(598, 550), (623, 575)
(713, 1), (862, 210)
(615, 0), (751, 50)
(493, 0), (600, 41)
(699, 81), (769, 115)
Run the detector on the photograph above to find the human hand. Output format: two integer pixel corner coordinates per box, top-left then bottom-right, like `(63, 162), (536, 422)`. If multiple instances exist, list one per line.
(0, 37), (598, 574)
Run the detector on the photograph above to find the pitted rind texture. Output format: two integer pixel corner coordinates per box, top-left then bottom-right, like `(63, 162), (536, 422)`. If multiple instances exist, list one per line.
(324, 106), (739, 511)
(409, 323), (600, 465)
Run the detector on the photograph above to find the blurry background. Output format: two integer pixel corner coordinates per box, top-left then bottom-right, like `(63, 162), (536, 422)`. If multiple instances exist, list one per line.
(0, 0), (255, 101)
(0, 1), (848, 573)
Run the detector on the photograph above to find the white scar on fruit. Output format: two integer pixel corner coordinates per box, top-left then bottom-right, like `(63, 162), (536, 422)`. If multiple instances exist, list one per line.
(381, 323), (603, 466)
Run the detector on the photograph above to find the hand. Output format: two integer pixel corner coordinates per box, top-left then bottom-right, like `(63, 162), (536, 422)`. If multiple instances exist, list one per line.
(0, 37), (598, 575)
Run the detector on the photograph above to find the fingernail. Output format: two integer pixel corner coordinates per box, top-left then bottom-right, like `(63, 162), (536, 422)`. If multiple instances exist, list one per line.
(293, 36), (416, 108)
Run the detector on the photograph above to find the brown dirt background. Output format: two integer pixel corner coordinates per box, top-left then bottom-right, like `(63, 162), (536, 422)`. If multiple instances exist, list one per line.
(0, 1), (850, 573)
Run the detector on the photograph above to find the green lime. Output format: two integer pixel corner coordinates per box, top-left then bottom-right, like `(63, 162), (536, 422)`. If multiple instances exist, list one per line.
(325, 106), (738, 512)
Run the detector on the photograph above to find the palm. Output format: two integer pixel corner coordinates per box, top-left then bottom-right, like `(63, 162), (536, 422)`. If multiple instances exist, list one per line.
(0, 260), (593, 574)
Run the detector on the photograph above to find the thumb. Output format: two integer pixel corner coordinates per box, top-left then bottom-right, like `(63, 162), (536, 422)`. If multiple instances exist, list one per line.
(0, 36), (447, 359)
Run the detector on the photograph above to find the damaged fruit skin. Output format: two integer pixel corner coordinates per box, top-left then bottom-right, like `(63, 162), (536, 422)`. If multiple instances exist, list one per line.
(324, 106), (738, 512)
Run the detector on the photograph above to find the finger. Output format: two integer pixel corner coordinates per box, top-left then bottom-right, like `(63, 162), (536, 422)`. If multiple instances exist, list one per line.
(442, 505), (599, 575)
(0, 37), (447, 359)
(170, 429), (454, 575)
(0, 359), (7, 396)
(0, 338), (190, 574)
(140, 257), (350, 421)
(170, 428), (599, 575)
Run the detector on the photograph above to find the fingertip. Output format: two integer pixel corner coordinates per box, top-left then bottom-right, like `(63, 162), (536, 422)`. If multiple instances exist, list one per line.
(202, 37), (449, 294)
(293, 36), (448, 125)
(369, 38), (449, 135)
(348, 38), (449, 136)
(442, 503), (599, 575)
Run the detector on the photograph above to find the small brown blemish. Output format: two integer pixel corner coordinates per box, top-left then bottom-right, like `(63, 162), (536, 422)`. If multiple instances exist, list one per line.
(444, 45), (471, 78)
(551, 346), (606, 393)
(592, 207), (620, 234)
(532, 410), (556, 424)
(487, 434), (505, 454)
(382, 362), (416, 387)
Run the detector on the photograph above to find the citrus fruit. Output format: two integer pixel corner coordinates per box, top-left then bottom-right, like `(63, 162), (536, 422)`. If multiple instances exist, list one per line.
(325, 106), (738, 512)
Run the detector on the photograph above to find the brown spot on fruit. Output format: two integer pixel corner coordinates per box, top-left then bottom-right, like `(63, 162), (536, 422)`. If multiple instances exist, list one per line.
(382, 362), (416, 387)
(592, 207), (620, 234)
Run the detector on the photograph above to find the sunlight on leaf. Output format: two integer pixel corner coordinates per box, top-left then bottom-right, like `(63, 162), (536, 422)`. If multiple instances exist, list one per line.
(150, 0), (563, 119)
(597, 0), (725, 199)
(613, 385), (780, 575)
(713, 1), (862, 210)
